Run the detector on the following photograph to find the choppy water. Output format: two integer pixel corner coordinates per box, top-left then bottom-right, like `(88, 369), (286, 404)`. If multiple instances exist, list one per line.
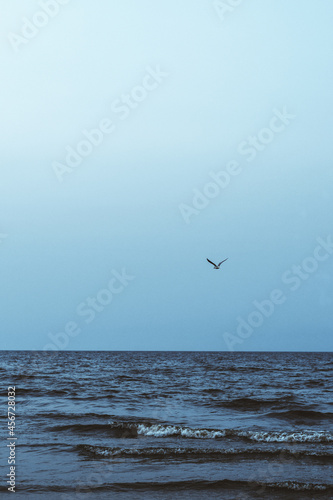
(1, 351), (332, 499)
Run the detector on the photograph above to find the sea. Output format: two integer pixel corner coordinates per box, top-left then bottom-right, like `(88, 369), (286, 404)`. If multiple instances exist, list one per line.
(0, 351), (332, 499)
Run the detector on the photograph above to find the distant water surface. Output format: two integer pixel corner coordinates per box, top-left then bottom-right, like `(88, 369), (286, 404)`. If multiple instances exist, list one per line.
(0, 351), (332, 499)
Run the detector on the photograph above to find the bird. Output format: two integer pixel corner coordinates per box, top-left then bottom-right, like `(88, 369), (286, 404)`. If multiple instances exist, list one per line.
(206, 258), (228, 269)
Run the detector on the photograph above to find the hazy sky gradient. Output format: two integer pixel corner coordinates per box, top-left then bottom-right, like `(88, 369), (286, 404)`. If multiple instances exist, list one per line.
(1, 0), (332, 350)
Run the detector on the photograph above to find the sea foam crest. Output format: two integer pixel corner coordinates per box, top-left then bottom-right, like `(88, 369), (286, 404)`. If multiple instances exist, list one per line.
(110, 421), (333, 442)
(267, 481), (329, 491)
(239, 430), (333, 443)
(137, 423), (226, 439)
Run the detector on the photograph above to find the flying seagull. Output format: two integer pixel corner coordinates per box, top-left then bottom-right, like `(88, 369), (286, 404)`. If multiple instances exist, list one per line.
(206, 258), (228, 269)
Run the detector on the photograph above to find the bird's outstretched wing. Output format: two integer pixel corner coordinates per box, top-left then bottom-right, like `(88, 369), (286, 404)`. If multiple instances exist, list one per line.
(207, 258), (217, 266)
(218, 258), (228, 266)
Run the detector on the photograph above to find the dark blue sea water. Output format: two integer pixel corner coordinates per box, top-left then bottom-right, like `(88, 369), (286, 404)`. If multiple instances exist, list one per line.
(1, 351), (333, 499)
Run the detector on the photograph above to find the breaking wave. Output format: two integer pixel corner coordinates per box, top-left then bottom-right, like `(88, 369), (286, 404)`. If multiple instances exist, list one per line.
(107, 421), (333, 443)
(78, 444), (333, 461)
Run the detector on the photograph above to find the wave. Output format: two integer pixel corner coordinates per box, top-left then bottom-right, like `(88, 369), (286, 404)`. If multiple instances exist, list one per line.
(109, 421), (227, 439)
(40, 412), (114, 420)
(203, 388), (224, 394)
(78, 444), (333, 462)
(217, 366), (269, 372)
(50, 423), (113, 434)
(237, 429), (333, 443)
(48, 417), (156, 436)
(265, 481), (332, 492)
(106, 421), (333, 443)
(109, 479), (332, 493)
(3, 479), (331, 494)
(305, 379), (325, 387)
(211, 396), (296, 410)
(47, 415), (333, 443)
(12, 388), (75, 397)
(10, 373), (37, 380)
(267, 410), (333, 421)
(127, 479), (333, 493)
(10, 480), (333, 494)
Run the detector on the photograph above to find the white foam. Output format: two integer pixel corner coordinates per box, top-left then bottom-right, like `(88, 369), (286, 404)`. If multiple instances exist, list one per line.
(109, 421), (333, 443)
(136, 423), (226, 439)
(240, 430), (333, 443)
(267, 481), (328, 491)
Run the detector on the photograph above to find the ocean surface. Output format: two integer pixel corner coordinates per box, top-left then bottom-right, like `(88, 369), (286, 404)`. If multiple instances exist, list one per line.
(0, 351), (332, 499)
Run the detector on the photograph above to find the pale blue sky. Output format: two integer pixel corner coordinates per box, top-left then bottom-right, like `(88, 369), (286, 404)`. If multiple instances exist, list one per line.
(0, 0), (332, 350)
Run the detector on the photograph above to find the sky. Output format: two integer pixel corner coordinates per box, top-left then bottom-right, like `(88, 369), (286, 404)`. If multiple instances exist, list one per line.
(0, 0), (333, 351)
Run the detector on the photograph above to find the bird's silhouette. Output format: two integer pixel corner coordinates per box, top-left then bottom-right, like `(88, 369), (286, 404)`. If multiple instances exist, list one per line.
(206, 258), (228, 269)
